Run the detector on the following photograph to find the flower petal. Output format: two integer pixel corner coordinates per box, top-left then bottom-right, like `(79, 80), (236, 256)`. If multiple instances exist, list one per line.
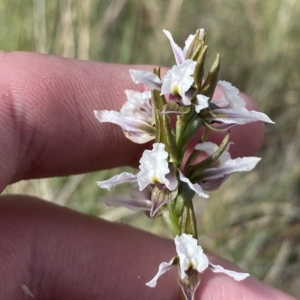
(99, 195), (152, 211)
(199, 176), (229, 191)
(211, 81), (274, 124)
(150, 186), (178, 217)
(179, 171), (209, 198)
(97, 172), (137, 190)
(161, 59), (196, 105)
(175, 234), (209, 279)
(137, 143), (176, 191)
(121, 90), (152, 118)
(215, 80), (245, 109)
(210, 107), (275, 124)
(209, 263), (249, 281)
(94, 110), (155, 144)
(194, 141), (218, 156)
(195, 94), (209, 113)
(163, 29), (185, 65)
(200, 157), (261, 182)
(146, 257), (176, 287)
(129, 69), (162, 90)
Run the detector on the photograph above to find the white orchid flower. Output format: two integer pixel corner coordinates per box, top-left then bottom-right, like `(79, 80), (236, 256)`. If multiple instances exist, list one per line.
(97, 143), (178, 192)
(208, 81), (274, 130)
(94, 90), (155, 144)
(161, 59), (197, 106)
(130, 57), (209, 114)
(146, 234), (249, 300)
(97, 143), (178, 217)
(194, 142), (261, 191)
(163, 29), (205, 65)
(130, 60), (197, 107)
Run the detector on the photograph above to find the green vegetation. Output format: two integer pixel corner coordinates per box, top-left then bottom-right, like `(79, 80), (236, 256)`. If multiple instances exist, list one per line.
(2, 0), (300, 296)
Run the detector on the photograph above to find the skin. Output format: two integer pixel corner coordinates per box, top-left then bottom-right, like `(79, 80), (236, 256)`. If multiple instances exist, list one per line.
(0, 51), (296, 300)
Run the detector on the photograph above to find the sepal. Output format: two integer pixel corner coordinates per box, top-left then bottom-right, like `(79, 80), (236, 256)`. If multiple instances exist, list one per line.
(198, 53), (221, 100)
(178, 269), (201, 300)
(187, 132), (230, 180)
(162, 102), (191, 115)
(150, 186), (178, 217)
(209, 263), (249, 281)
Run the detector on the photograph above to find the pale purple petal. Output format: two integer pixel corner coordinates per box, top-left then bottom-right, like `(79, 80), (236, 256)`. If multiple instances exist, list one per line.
(121, 90), (152, 118)
(122, 130), (155, 144)
(211, 81), (274, 124)
(146, 257), (176, 287)
(97, 172), (137, 190)
(129, 69), (162, 90)
(211, 107), (275, 124)
(193, 142), (261, 189)
(179, 171), (209, 198)
(207, 121), (238, 131)
(99, 195), (151, 211)
(195, 94), (209, 113)
(163, 29), (185, 65)
(165, 168), (178, 191)
(200, 176), (229, 191)
(209, 263), (249, 281)
(94, 110), (155, 144)
(200, 157), (261, 181)
(194, 141), (218, 157)
(215, 81), (245, 109)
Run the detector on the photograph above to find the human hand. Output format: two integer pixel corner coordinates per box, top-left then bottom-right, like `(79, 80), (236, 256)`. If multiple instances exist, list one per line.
(0, 51), (295, 299)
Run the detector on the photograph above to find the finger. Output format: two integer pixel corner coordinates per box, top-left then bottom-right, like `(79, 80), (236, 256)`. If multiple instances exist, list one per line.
(197, 255), (296, 300)
(0, 52), (264, 191)
(0, 195), (180, 300)
(0, 196), (295, 300)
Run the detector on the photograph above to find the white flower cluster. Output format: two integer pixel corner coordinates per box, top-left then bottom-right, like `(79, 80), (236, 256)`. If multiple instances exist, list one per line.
(94, 29), (273, 300)
(95, 30), (273, 215)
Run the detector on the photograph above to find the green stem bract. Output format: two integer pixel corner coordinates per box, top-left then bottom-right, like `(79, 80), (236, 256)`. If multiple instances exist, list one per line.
(184, 128), (210, 170)
(187, 131), (230, 181)
(194, 45), (208, 91)
(151, 68), (166, 122)
(175, 109), (203, 165)
(199, 53), (221, 100)
(175, 182), (195, 216)
(180, 199), (198, 240)
(162, 201), (180, 237)
(155, 110), (178, 165)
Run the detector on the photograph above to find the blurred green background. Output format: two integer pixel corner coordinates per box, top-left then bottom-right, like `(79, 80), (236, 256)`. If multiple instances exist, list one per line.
(2, 0), (300, 297)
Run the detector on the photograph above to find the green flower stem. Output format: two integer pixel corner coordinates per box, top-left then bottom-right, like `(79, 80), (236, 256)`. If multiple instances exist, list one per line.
(184, 128), (209, 170)
(175, 111), (203, 166)
(187, 132), (230, 181)
(180, 200), (198, 239)
(162, 201), (180, 237)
